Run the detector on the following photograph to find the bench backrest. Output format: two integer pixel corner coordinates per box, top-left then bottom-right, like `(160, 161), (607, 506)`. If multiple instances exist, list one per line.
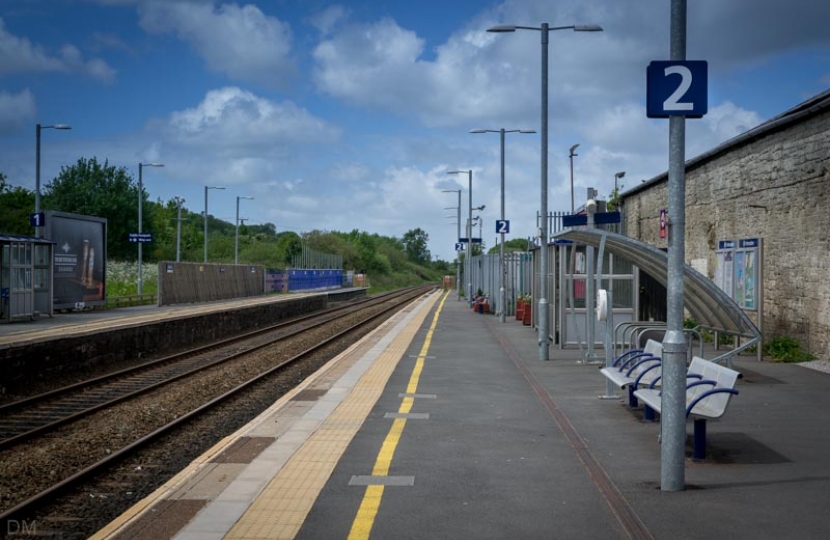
(643, 339), (663, 359)
(686, 356), (740, 415)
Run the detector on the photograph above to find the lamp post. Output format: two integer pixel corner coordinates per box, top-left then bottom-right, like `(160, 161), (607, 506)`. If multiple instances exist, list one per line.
(34, 123), (72, 237)
(470, 128), (535, 322)
(137, 162), (164, 295)
(614, 170), (625, 205)
(442, 189), (462, 301)
(173, 196), (185, 262)
(569, 144), (580, 214)
(204, 185), (226, 263)
(447, 170), (473, 305)
(235, 195), (254, 264)
(469, 207), (485, 301)
(488, 22), (603, 360)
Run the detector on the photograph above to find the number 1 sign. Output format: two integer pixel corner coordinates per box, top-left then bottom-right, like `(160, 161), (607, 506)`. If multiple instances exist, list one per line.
(647, 60), (708, 118)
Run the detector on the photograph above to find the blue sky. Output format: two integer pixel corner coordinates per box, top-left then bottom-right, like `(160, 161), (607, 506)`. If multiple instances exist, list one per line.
(2, 0), (829, 263)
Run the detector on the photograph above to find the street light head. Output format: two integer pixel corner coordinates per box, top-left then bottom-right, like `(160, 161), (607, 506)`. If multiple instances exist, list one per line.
(469, 129), (488, 134)
(520, 129), (537, 134)
(52, 124), (72, 130)
(487, 24), (517, 33)
(142, 162), (164, 168)
(441, 189), (461, 193)
(574, 24), (603, 32)
(615, 171), (626, 179)
(569, 143), (580, 155)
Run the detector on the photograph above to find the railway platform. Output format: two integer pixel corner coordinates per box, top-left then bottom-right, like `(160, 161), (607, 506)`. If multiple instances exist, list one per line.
(78, 288), (830, 539)
(0, 289), (365, 349)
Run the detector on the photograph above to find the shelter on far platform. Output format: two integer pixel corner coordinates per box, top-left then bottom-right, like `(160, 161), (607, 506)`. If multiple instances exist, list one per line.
(0, 234), (55, 323)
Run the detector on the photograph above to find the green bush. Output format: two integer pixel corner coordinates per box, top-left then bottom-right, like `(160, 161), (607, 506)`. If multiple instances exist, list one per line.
(763, 336), (814, 363)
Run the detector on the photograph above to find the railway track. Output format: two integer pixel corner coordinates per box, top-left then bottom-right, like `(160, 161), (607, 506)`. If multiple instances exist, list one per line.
(0, 287), (416, 450)
(0, 286), (434, 533)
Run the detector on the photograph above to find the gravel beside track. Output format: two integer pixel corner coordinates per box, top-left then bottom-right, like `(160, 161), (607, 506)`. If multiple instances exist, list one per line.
(0, 290), (426, 539)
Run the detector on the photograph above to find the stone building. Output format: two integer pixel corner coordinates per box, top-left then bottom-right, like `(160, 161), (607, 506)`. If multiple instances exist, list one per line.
(620, 89), (830, 360)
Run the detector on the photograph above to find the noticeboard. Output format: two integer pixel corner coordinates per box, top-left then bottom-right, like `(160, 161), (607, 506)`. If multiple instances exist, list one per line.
(44, 211), (108, 309)
(714, 238), (760, 312)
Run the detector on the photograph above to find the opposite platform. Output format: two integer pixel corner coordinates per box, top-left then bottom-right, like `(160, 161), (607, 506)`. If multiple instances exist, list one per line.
(95, 289), (830, 539)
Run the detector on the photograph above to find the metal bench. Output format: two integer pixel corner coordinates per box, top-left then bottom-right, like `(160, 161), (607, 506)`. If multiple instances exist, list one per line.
(600, 339), (663, 407)
(633, 356), (740, 460)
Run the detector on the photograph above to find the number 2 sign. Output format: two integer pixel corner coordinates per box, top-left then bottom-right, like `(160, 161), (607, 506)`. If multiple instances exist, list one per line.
(647, 60), (707, 118)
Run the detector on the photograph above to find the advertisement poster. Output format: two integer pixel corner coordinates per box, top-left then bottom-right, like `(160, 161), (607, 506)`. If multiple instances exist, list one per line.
(45, 211), (107, 308)
(735, 249), (757, 310)
(715, 250), (733, 298)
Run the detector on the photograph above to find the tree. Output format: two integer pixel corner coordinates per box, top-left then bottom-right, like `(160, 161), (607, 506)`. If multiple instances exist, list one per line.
(0, 173), (36, 235)
(41, 157), (143, 260)
(401, 228), (431, 265)
(488, 238), (532, 254)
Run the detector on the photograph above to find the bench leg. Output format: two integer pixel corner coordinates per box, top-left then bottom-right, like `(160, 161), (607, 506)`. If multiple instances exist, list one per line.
(627, 386), (638, 408)
(643, 405), (656, 421)
(693, 418), (707, 460)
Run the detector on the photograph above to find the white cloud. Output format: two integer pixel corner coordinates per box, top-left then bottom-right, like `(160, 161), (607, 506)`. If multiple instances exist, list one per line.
(0, 18), (115, 83)
(309, 5), (348, 36)
(0, 89), (36, 135)
(138, 2), (295, 88)
(700, 102), (764, 144)
(312, 17), (534, 127)
(166, 86), (337, 147)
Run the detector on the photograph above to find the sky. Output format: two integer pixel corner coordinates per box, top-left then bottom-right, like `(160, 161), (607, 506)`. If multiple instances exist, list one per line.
(1, 0), (829, 263)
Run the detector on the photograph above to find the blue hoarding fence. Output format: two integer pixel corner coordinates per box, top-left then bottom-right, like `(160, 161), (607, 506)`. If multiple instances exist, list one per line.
(266, 268), (347, 292)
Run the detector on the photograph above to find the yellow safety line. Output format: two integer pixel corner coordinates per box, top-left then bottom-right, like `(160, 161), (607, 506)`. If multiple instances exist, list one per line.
(348, 290), (449, 540)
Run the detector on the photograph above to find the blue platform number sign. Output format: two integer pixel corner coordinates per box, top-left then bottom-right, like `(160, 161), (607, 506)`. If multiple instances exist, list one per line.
(495, 220), (510, 234)
(30, 212), (45, 227)
(454, 242), (464, 251)
(647, 60), (708, 118)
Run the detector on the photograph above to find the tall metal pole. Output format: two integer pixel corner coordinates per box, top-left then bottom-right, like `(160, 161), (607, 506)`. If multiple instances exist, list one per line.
(468, 171), (473, 305)
(662, 0), (689, 492)
(499, 129), (506, 322)
(35, 124), (41, 237)
(137, 162), (163, 295)
(487, 23), (602, 360)
(447, 173), (473, 302)
(538, 23), (550, 360)
(586, 195), (596, 362)
(456, 190), (462, 301)
(138, 163), (144, 294)
(471, 128), (534, 319)
(204, 186), (209, 263)
(569, 144), (579, 214)
(175, 198), (184, 262)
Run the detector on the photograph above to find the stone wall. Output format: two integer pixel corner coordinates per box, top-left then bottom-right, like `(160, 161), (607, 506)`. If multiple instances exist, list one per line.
(621, 104), (830, 360)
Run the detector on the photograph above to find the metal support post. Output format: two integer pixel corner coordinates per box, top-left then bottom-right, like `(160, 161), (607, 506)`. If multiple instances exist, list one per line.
(662, 0), (690, 492)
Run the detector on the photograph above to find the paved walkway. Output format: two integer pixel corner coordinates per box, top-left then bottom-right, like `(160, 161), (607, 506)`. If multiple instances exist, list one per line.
(93, 289), (830, 539)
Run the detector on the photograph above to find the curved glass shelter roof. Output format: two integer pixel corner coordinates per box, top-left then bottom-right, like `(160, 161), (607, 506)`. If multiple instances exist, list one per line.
(553, 228), (760, 340)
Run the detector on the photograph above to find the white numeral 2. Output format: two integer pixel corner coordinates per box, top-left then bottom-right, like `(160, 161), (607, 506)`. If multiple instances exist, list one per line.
(663, 65), (694, 111)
